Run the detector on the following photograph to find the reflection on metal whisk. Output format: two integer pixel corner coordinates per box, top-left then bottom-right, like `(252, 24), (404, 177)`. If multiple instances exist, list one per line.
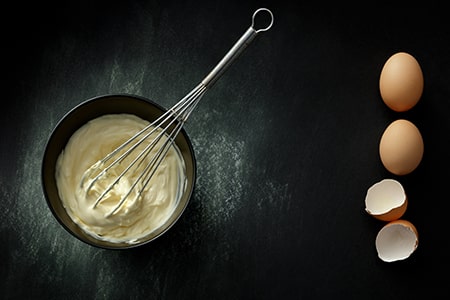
(80, 8), (274, 217)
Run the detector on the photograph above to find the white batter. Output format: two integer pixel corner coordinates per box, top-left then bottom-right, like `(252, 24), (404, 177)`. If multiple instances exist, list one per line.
(55, 114), (186, 244)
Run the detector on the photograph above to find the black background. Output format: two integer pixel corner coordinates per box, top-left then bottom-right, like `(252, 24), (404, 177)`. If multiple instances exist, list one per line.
(2, 1), (450, 299)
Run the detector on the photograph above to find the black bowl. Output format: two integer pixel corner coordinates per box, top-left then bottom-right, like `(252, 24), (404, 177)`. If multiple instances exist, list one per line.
(41, 94), (197, 249)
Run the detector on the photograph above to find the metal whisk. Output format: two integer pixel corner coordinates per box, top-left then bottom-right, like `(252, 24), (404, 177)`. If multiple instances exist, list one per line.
(80, 8), (274, 217)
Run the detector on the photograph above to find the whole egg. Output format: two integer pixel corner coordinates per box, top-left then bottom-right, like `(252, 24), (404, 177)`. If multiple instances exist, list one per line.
(379, 119), (424, 175)
(379, 52), (424, 112)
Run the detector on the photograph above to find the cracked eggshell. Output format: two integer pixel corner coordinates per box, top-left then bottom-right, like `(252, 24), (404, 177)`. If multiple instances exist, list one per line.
(375, 219), (418, 262)
(365, 179), (407, 221)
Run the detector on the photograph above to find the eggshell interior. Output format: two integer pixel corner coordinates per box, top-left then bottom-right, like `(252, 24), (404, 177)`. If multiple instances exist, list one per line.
(375, 220), (418, 262)
(365, 179), (407, 221)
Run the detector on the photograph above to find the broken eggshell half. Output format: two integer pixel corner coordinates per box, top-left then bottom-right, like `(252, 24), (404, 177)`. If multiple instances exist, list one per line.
(375, 219), (419, 262)
(365, 179), (407, 221)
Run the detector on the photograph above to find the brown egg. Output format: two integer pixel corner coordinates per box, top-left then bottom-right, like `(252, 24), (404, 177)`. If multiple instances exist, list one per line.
(379, 52), (424, 112)
(379, 119), (424, 175)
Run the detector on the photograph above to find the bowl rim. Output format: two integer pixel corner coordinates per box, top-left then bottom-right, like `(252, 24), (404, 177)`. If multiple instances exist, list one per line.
(41, 93), (197, 249)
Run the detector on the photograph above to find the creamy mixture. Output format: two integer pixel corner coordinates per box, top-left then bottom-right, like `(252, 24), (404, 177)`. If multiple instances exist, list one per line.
(55, 114), (186, 244)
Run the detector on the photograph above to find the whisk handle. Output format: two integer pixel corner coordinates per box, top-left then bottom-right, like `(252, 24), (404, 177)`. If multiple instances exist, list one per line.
(201, 8), (273, 88)
(201, 27), (257, 88)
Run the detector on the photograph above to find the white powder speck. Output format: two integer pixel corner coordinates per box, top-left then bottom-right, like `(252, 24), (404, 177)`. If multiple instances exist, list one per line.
(109, 57), (147, 95)
(191, 130), (246, 229)
(256, 180), (290, 211)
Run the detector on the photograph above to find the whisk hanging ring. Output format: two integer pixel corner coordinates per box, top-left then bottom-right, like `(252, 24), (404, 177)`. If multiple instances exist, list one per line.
(252, 8), (274, 32)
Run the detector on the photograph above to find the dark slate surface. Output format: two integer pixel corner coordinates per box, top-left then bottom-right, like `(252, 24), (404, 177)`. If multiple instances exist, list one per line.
(2, 1), (449, 299)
